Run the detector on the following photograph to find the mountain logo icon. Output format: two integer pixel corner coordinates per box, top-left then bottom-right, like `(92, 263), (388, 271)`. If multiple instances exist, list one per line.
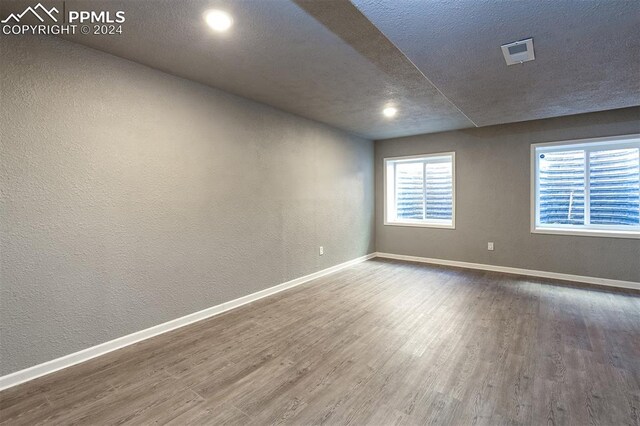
(1, 3), (59, 23)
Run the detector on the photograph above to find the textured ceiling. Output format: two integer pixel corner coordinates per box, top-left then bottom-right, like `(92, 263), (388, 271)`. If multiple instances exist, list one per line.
(352, 0), (640, 127)
(3, 0), (638, 139)
(54, 0), (472, 139)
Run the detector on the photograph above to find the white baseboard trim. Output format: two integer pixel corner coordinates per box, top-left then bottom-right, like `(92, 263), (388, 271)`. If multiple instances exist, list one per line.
(0, 253), (376, 391)
(375, 252), (640, 291)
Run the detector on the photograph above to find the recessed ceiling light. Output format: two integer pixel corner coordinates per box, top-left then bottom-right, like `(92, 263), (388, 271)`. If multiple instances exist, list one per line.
(204, 9), (233, 32)
(383, 107), (397, 118)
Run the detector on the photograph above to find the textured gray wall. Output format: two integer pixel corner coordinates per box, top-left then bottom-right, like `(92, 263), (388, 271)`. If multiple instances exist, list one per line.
(0, 36), (374, 376)
(376, 107), (640, 282)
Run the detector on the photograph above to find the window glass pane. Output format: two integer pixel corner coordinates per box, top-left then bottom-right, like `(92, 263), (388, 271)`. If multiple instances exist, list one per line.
(589, 148), (640, 226)
(395, 162), (424, 220)
(538, 150), (585, 225)
(425, 161), (453, 220)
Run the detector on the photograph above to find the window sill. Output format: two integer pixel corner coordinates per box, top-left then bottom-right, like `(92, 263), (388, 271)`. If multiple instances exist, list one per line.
(384, 221), (455, 229)
(531, 227), (640, 239)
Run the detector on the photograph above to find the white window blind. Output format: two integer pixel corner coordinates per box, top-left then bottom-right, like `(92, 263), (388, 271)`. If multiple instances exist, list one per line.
(385, 153), (455, 228)
(532, 135), (640, 238)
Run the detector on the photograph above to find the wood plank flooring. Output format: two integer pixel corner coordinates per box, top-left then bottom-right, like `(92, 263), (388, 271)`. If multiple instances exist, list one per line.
(1, 259), (639, 425)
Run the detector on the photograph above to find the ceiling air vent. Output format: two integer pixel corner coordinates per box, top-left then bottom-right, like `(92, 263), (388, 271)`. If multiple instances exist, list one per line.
(501, 38), (535, 65)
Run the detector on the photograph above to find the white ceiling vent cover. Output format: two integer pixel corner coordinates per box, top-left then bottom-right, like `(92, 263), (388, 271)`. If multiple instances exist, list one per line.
(501, 38), (535, 65)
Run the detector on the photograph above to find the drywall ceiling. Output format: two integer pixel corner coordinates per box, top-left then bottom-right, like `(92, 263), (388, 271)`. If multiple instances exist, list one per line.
(352, 0), (640, 127)
(2, 0), (638, 138)
(53, 0), (473, 139)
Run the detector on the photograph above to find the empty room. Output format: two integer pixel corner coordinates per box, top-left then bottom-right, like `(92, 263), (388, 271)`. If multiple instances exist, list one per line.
(1, 0), (639, 425)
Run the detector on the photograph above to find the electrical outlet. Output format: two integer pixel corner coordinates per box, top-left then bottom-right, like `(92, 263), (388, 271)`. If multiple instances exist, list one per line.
(487, 242), (494, 251)
(319, 246), (324, 255)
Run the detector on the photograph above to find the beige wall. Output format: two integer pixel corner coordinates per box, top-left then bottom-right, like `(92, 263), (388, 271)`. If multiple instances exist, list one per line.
(375, 107), (640, 282)
(0, 36), (374, 375)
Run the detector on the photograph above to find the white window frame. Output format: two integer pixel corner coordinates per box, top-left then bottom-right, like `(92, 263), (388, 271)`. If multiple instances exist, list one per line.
(384, 152), (456, 229)
(530, 134), (640, 239)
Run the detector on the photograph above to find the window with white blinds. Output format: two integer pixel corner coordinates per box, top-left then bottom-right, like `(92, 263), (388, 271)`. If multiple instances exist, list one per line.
(384, 153), (455, 228)
(532, 135), (640, 238)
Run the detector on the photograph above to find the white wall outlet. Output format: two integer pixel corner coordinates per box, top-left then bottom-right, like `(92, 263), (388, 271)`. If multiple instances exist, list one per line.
(319, 246), (324, 255)
(487, 242), (494, 251)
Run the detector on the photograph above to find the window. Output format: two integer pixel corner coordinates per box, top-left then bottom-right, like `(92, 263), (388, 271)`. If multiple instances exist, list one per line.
(384, 152), (455, 228)
(531, 134), (640, 238)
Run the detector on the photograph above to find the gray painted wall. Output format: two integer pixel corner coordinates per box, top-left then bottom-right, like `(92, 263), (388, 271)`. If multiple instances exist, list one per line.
(0, 36), (374, 376)
(375, 107), (640, 283)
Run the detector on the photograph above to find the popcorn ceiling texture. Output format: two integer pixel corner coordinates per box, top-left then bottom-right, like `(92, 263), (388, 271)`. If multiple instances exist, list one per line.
(59, 0), (639, 139)
(353, 0), (640, 126)
(0, 36), (374, 376)
(60, 0), (473, 140)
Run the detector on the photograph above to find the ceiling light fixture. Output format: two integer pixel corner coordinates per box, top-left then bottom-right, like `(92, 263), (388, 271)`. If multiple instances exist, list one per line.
(204, 9), (233, 32)
(383, 107), (397, 118)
